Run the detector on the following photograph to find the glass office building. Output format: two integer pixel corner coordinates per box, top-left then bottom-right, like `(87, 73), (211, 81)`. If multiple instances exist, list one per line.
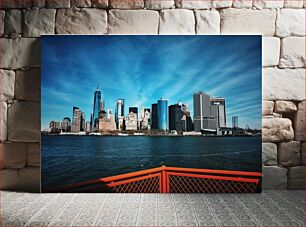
(157, 98), (168, 131)
(92, 89), (101, 129)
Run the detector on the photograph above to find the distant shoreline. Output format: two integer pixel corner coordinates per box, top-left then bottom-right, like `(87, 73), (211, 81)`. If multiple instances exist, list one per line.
(41, 133), (260, 138)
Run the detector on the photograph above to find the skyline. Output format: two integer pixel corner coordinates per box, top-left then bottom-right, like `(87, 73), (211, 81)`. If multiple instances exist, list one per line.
(42, 35), (262, 130)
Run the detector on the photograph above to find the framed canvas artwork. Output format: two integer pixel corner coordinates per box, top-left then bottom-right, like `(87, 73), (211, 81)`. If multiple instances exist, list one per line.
(41, 35), (262, 193)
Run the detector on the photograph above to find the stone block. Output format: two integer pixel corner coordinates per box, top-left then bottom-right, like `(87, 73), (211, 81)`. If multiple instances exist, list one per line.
(145, 0), (175, 9)
(262, 37), (280, 66)
(253, 0), (284, 8)
(276, 9), (305, 37)
(294, 101), (305, 141)
(262, 101), (274, 116)
(0, 102), (7, 142)
(175, 0), (212, 9)
(195, 10), (220, 34)
(15, 69), (41, 101)
(91, 0), (108, 8)
(0, 167), (40, 192)
(274, 101), (297, 113)
(288, 166), (304, 189)
(32, 0), (46, 8)
(0, 10), (4, 35)
(262, 68), (305, 101)
(0, 38), (40, 69)
(220, 9), (276, 36)
(46, 0), (70, 8)
(262, 166), (287, 189)
(0, 69), (15, 102)
(280, 37), (305, 68)
(23, 9), (56, 37)
(232, 0), (253, 8)
(212, 0), (233, 8)
(109, 0), (144, 8)
(262, 117), (294, 142)
(159, 9), (195, 34)
(108, 10), (159, 34)
(262, 143), (277, 165)
(0, 142), (27, 169)
(56, 8), (107, 34)
(4, 9), (22, 34)
(284, 0), (304, 8)
(27, 143), (40, 167)
(71, 0), (92, 7)
(8, 102), (40, 142)
(0, 0), (32, 9)
(301, 142), (305, 165)
(278, 141), (301, 166)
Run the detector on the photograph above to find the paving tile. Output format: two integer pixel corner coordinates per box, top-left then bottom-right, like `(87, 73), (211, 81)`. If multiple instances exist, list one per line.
(1, 190), (304, 227)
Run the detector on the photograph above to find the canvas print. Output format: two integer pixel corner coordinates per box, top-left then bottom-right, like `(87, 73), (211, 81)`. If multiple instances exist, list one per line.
(41, 35), (262, 193)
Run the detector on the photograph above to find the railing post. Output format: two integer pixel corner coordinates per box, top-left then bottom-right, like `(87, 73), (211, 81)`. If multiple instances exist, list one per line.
(161, 165), (167, 193)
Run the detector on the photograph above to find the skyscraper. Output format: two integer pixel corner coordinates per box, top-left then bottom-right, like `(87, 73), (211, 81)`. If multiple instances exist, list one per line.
(81, 112), (85, 131)
(193, 92), (210, 131)
(116, 99), (125, 130)
(61, 117), (71, 132)
(157, 98), (168, 131)
(92, 89), (101, 130)
(140, 108), (151, 130)
(125, 112), (138, 130)
(151, 103), (158, 130)
(232, 116), (238, 128)
(210, 98), (226, 128)
(72, 107), (82, 133)
(169, 104), (183, 131)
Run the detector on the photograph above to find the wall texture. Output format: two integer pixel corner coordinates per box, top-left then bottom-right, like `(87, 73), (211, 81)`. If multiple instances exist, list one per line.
(0, 0), (305, 192)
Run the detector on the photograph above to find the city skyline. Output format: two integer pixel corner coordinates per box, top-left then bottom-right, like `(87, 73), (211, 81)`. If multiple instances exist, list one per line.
(42, 35), (262, 130)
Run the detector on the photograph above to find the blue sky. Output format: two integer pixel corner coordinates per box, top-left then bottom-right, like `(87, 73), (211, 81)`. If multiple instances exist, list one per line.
(41, 35), (262, 130)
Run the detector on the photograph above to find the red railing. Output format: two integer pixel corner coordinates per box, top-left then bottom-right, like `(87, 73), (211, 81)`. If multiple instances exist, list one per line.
(46, 165), (262, 193)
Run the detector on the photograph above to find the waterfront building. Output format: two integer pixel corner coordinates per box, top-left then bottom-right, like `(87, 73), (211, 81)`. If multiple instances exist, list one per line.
(151, 103), (158, 129)
(115, 99), (125, 129)
(210, 98), (226, 128)
(92, 89), (101, 130)
(71, 107), (82, 133)
(193, 92), (211, 131)
(85, 121), (91, 132)
(90, 113), (93, 130)
(157, 98), (169, 131)
(49, 121), (56, 129)
(140, 108), (151, 130)
(169, 104), (183, 131)
(179, 102), (193, 132)
(232, 116), (239, 128)
(125, 112), (138, 130)
(61, 117), (71, 132)
(49, 121), (61, 133)
(81, 112), (85, 131)
(182, 115), (193, 132)
(98, 102), (116, 132)
(98, 116), (116, 132)
(118, 117), (125, 131)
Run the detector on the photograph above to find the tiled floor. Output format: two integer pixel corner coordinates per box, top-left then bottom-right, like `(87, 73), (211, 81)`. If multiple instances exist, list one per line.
(1, 190), (304, 226)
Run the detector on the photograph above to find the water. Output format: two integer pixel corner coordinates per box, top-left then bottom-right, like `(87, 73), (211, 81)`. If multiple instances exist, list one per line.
(41, 135), (261, 190)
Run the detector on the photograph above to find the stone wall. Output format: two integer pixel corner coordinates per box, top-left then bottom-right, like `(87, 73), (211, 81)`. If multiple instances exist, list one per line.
(0, 0), (305, 192)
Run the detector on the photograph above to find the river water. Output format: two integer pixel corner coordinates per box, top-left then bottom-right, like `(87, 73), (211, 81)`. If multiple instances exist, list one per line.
(41, 135), (261, 190)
